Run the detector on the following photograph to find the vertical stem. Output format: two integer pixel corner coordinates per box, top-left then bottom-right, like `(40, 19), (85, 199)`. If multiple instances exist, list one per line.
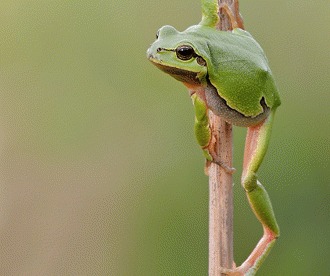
(209, 1), (242, 275)
(208, 116), (234, 276)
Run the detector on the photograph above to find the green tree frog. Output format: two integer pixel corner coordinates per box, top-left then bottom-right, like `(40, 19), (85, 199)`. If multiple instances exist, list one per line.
(147, 0), (280, 275)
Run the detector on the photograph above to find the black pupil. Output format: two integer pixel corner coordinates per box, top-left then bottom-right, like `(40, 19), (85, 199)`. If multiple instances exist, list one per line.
(176, 45), (195, 60)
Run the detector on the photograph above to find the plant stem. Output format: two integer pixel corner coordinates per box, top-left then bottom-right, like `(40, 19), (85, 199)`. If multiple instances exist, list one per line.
(208, 115), (234, 276)
(208, 1), (243, 275)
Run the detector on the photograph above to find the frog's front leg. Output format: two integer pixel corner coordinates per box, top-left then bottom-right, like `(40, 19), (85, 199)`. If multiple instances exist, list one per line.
(191, 92), (235, 174)
(221, 110), (280, 276)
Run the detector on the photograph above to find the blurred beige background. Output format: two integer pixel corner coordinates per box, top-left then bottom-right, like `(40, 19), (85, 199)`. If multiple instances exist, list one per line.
(0, 0), (329, 275)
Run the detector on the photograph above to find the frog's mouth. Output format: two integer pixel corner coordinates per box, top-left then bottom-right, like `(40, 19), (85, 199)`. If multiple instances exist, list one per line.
(149, 59), (202, 85)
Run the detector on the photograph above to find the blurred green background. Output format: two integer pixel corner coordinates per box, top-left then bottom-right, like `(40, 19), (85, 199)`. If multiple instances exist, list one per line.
(0, 0), (329, 275)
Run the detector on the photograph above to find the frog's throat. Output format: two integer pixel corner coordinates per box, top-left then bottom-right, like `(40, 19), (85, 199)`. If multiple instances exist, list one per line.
(205, 83), (270, 127)
(151, 62), (202, 85)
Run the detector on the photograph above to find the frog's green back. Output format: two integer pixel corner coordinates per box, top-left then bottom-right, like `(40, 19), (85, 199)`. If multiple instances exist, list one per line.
(185, 25), (281, 117)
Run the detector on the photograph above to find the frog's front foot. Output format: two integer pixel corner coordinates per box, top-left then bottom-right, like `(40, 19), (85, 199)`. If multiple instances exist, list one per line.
(212, 157), (236, 174)
(205, 159), (236, 175)
(205, 132), (236, 174)
(219, 267), (247, 276)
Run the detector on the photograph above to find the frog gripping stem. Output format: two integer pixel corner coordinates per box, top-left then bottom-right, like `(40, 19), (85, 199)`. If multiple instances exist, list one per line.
(146, 0), (280, 274)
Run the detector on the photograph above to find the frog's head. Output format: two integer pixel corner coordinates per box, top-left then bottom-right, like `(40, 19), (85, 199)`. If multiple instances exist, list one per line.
(147, 25), (208, 85)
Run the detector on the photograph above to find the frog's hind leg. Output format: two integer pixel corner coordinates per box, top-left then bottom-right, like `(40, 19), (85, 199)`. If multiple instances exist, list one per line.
(222, 111), (280, 276)
(240, 111), (280, 275)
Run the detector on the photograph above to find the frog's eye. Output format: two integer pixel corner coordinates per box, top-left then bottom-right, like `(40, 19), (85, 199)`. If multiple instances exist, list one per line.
(176, 45), (196, 61)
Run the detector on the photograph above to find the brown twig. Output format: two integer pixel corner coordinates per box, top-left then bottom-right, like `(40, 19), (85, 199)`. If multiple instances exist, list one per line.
(208, 1), (243, 275)
(208, 116), (234, 276)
